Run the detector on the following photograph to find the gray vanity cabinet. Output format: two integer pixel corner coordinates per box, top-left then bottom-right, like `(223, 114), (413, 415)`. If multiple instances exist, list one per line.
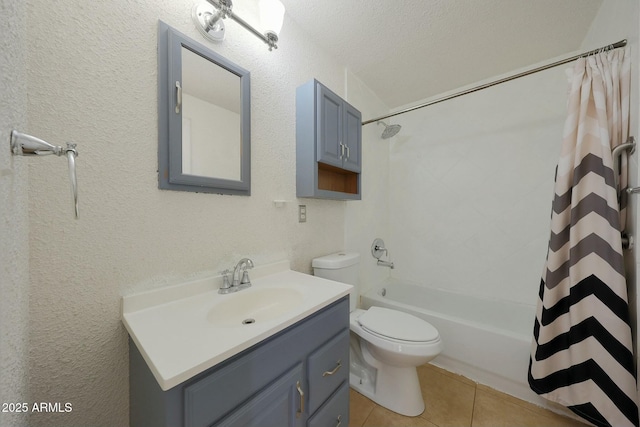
(297, 79), (362, 200)
(129, 297), (350, 427)
(212, 365), (303, 427)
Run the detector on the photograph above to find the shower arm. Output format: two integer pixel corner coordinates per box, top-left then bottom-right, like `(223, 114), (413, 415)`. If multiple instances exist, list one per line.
(11, 130), (79, 219)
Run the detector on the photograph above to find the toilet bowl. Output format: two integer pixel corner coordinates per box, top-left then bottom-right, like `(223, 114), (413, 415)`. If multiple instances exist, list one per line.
(312, 252), (443, 416)
(349, 307), (443, 416)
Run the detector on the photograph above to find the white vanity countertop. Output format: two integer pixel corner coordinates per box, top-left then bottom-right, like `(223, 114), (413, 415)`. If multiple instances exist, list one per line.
(121, 261), (352, 391)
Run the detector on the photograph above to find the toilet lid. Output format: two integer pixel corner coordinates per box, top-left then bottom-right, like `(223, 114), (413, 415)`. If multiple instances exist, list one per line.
(358, 307), (439, 343)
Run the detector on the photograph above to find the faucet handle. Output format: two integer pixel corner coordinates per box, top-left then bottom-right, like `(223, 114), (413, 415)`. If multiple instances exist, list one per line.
(240, 270), (251, 285)
(219, 269), (232, 289)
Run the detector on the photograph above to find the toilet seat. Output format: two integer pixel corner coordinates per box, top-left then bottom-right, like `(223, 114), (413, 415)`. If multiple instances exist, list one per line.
(358, 306), (439, 343)
(350, 309), (443, 359)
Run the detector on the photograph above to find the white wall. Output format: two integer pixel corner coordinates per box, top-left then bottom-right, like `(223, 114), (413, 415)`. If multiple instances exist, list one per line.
(182, 94), (241, 180)
(344, 71), (392, 298)
(23, 1), (364, 425)
(384, 66), (567, 306)
(0, 2), (30, 426)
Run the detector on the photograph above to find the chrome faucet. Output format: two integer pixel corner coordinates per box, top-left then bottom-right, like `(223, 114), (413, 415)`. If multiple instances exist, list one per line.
(371, 238), (394, 269)
(377, 259), (395, 269)
(233, 258), (254, 287)
(218, 258), (254, 294)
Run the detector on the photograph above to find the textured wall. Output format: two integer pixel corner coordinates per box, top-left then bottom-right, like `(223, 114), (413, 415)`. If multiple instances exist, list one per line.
(25, 0), (351, 425)
(0, 1), (30, 426)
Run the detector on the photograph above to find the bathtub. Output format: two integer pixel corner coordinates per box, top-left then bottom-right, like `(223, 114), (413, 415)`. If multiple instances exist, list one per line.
(360, 280), (554, 408)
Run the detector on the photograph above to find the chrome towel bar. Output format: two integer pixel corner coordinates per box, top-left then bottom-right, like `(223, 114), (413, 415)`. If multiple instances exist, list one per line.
(613, 137), (640, 195)
(612, 136), (636, 249)
(10, 130), (79, 219)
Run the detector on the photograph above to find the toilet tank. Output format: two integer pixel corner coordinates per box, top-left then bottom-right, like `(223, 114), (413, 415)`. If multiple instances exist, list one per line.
(312, 252), (360, 312)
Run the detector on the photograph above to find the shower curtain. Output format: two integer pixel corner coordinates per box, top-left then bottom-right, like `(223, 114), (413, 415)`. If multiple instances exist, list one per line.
(528, 49), (638, 427)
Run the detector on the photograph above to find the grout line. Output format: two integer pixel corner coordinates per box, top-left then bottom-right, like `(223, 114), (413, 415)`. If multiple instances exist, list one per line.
(360, 405), (374, 427)
(469, 382), (478, 427)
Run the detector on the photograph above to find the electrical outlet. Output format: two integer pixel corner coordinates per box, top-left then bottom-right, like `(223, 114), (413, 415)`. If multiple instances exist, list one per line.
(298, 205), (307, 223)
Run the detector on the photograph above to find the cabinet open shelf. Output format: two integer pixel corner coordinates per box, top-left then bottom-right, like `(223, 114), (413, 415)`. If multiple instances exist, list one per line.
(317, 162), (359, 194)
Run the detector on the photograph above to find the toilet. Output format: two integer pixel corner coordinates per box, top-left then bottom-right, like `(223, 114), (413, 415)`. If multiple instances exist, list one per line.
(312, 252), (443, 416)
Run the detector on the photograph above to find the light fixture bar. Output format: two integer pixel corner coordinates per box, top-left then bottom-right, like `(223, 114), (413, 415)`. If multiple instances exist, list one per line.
(204, 0), (278, 50)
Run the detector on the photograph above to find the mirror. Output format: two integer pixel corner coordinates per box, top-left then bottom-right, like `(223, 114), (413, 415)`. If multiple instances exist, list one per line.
(158, 21), (251, 195)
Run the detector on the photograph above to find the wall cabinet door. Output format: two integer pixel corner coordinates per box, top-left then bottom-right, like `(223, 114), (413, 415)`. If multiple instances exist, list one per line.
(316, 83), (362, 172)
(317, 85), (344, 169)
(342, 103), (362, 173)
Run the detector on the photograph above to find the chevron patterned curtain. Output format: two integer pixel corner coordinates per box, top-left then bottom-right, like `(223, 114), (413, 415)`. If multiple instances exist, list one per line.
(528, 48), (638, 427)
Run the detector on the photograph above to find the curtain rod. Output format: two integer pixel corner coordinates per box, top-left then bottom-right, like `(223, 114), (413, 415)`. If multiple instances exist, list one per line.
(362, 39), (628, 126)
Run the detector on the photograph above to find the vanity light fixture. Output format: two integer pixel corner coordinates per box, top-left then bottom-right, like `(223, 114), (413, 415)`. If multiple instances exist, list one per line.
(192, 0), (285, 51)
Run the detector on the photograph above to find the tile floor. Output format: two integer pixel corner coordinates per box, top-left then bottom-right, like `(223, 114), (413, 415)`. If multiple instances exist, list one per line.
(349, 364), (588, 427)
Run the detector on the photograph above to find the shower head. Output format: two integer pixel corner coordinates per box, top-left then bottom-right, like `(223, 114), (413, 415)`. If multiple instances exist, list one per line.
(377, 121), (401, 139)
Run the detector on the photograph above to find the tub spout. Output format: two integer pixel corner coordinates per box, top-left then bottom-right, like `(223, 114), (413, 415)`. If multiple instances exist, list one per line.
(377, 260), (394, 269)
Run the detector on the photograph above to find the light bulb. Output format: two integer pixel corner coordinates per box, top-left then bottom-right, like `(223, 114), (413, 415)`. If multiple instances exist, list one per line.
(259, 0), (285, 35)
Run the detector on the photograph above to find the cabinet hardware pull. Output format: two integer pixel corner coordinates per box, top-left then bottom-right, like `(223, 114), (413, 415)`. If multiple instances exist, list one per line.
(296, 381), (304, 418)
(345, 145), (350, 159)
(322, 360), (342, 377)
(336, 414), (342, 427)
(339, 142), (345, 159)
(175, 81), (182, 114)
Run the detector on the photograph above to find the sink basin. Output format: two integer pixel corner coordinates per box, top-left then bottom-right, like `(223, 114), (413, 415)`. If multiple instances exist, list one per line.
(206, 287), (304, 327)
(122, 262), (352, 390)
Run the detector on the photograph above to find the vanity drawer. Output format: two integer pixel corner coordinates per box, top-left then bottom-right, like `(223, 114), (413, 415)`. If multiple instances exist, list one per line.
(307, 382), (349, 427)
(307, 329), (349, 415)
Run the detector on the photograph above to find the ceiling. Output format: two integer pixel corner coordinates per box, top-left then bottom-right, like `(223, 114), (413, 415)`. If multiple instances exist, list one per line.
(281, 0), (603, 110)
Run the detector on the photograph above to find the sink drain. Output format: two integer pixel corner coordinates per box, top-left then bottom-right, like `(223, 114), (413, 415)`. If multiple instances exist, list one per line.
(242, 318), (256, 325)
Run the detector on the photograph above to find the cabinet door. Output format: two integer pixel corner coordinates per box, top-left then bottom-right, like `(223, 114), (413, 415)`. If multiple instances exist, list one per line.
(216, 364), (304, 427)
(316, 84), (344, 168)
(342, 103), (362, 173)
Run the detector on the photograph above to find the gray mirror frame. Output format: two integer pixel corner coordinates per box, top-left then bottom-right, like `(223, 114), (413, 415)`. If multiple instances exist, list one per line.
(158, 21), (251, 195)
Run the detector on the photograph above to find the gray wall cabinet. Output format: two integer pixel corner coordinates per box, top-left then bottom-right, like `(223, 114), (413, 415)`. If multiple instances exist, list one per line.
(130, 297), (350, 427)
(297, 80), (362, 200)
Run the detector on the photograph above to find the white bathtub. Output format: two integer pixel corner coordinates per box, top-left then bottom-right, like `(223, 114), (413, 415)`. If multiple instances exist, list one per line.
(360, 280), (560, 409)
